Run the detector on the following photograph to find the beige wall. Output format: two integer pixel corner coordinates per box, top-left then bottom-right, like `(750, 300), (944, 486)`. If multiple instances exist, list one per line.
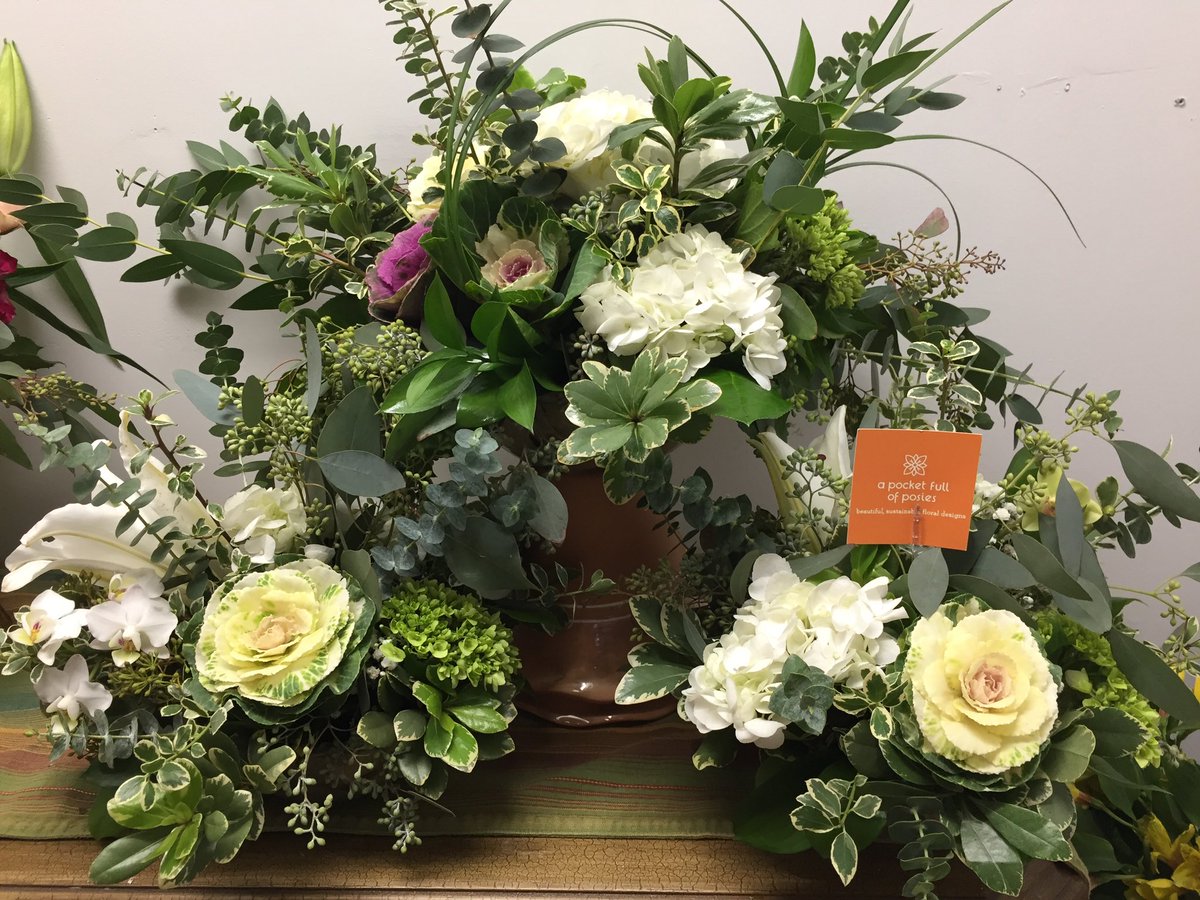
(2, 1), (1198, 639)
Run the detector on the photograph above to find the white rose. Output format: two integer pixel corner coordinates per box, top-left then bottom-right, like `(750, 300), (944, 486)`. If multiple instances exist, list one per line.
(905, 602), (1059, 774)
(221, 484), (307, 564)
(534, 90), (653, 197)
(406, 152), (479, 219)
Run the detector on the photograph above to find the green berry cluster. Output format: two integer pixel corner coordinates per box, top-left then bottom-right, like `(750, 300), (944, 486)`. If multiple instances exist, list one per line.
(320, 318), (424, 400)
(379, 580), (520, 690)
(11, 371), (116, 419)
(221, 387), (313, 480)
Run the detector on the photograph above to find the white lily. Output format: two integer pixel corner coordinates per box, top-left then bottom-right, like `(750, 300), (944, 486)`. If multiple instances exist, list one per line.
(3, 503), (167, 593)
(751, 406), (852, 550)
(33, 654), (112, 725)
(4, 412), (215, 593)
(115, 410), (209, 530)
(6, 590), (87, 665)
(86, 588), (178, 667)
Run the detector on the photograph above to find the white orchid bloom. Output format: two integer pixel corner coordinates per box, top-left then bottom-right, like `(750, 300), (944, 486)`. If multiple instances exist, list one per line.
(86, 587), (178, 667)
(108, 569), (165, 602)
(33, 654), (112, 725)
(752, 406), (852, 550)
(3, 503), (167, 593)
(6, 590), (87, 665)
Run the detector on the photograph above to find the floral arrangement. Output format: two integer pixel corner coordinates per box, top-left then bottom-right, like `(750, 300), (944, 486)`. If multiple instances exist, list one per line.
(1, 1), (1198, 897)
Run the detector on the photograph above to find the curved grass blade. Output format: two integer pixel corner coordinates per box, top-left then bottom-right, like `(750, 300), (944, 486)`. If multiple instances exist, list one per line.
(892, 133), (1085, 246)
(826, 159), (963, 256)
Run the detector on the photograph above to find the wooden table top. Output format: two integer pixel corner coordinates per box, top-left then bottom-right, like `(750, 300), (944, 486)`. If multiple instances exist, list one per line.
(0, 832), (1012, 899)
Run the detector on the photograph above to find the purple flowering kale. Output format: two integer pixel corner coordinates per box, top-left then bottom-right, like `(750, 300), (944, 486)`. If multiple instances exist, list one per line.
(365, 218), (435, 322)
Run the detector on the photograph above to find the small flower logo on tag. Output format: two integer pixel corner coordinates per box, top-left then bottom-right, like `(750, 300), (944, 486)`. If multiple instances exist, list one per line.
(903, 453), (929, 476)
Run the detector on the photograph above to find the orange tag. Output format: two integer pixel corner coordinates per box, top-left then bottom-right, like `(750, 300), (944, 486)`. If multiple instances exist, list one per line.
(846, 429), (983, 551)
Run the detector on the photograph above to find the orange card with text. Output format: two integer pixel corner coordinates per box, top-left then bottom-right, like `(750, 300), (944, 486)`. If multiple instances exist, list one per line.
(847, 429), (983, 550)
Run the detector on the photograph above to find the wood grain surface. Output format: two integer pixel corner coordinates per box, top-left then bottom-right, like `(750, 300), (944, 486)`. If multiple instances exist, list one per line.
(0, 832), (1001, 899)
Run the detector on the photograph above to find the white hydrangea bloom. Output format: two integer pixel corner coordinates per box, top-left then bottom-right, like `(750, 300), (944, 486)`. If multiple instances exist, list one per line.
(683, 553), (907, 748)
(577, 225), (787, 387)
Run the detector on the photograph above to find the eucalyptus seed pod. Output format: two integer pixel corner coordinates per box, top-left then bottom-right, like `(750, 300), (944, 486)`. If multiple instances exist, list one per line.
(0, 40), (32, 176)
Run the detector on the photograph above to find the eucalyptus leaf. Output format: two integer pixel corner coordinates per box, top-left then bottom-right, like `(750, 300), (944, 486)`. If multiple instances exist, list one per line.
(1107, 629), (1200, 728)
(173, 370), (236, 426)
(908, 547), (949, 616)
(1111, 439), (1200, 522)
(442, 516), (535, 597)
(317, 450), (406, 498)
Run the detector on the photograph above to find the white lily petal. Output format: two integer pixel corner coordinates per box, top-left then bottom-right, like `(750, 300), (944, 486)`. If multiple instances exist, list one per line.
(3, 503), (166, 592)
(813, 406), (852, 480)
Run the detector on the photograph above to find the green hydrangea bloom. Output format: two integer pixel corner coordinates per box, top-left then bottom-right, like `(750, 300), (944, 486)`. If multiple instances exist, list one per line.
(1036, 610), (1162, 767)
(379, 580), (520, 690)
(767, 195), (865, 309)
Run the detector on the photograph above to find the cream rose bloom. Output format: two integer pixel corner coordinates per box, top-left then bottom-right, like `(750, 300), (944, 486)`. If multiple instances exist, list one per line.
(195, 560), (363, 708)
(534, 90), (652, 197)
(905, 603), (1059, 774)
(406, 152), (479, 219)
(221, 484), (307, 563)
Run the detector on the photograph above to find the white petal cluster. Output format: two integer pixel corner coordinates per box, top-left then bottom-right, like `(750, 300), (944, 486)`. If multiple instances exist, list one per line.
(972, 475), (1018, 523)
(33, 655), (112, 725)
(86, 573), (178, 668)
(534, 90), (652, 197)
(405, 152), (479, 219)
(682, 553), (907, 749)
(221, 484), (307, 564)
(577, 225), (787, 388)
(754, 407), (852, 547)
(6, 590), (86, 666)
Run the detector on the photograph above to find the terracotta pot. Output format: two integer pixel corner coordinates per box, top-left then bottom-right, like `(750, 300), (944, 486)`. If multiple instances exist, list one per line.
(515, 465), (682, 727)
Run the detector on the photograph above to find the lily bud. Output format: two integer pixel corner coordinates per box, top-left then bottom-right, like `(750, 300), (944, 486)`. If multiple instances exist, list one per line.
(0, 40), (32, 176)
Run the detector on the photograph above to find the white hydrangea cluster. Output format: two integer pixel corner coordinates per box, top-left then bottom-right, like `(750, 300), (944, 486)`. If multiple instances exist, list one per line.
(682, 553), (907, 749)
(577, 225), (787, 388)
(972, 475), (1019, 523)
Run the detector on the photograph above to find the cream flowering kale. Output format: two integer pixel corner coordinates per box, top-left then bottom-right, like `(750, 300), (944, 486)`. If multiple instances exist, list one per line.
(195, 560), (374, 718)
(577, 225), (787, 389)
(905, 601), (1060, 774)
(682, 553), (907, 749)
